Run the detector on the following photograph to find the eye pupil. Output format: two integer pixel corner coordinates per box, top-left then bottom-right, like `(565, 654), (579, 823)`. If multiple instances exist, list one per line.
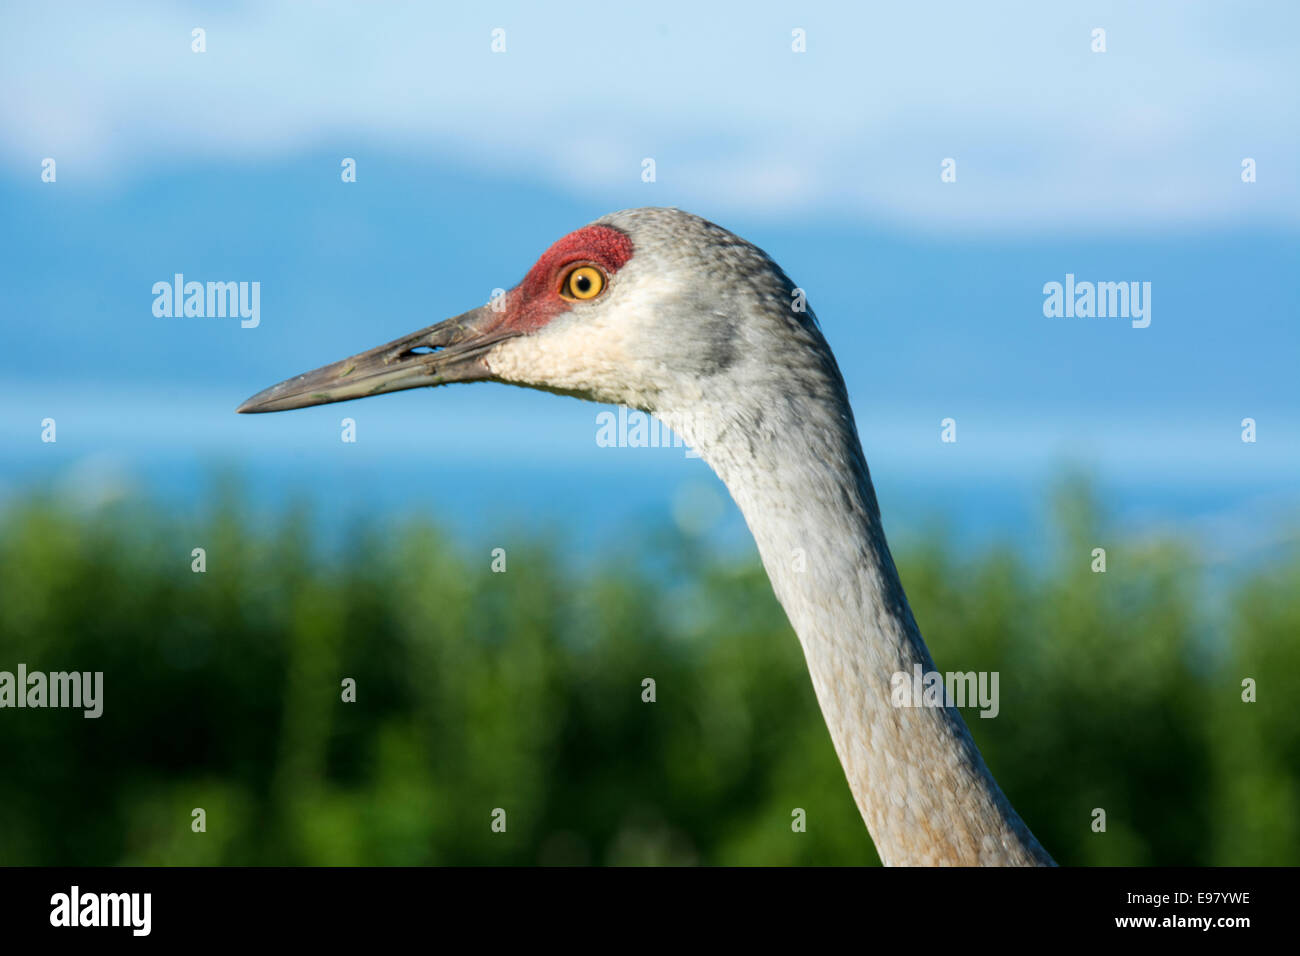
(575, 275), (590, 292)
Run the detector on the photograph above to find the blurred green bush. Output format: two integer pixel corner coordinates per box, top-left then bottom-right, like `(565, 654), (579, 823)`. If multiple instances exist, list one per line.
(0, 479), (1295, 865)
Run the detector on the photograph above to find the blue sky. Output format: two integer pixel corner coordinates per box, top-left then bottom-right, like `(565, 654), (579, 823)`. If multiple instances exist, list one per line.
(2, 1), (1297, 557)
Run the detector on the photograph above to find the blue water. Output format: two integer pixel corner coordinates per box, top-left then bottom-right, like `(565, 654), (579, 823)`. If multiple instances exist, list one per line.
(2, 154), (1296, 570)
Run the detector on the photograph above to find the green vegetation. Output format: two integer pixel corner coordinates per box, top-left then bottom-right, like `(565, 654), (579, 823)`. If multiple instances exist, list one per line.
(0, 480), (1295, 865)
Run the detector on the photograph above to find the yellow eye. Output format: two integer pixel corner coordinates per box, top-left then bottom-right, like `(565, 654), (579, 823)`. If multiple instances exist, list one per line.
(562, 265), (605, 300)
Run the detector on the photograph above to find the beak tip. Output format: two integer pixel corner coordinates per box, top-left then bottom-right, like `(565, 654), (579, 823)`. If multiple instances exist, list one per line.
(236, 389), (276, 414)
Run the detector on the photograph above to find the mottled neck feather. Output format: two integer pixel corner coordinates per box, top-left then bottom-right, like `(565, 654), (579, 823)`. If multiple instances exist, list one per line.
(662, 366), (1053, 867)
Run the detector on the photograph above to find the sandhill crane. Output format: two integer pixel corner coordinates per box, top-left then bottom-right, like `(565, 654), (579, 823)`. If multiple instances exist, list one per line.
(239, 207), (1054, 866)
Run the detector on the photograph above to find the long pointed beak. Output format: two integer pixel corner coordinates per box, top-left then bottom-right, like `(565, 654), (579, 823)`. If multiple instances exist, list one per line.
(237, 304), (510, 413)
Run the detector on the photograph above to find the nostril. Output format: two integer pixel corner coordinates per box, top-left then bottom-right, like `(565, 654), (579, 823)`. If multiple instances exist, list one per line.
(405, 345), (443, 355)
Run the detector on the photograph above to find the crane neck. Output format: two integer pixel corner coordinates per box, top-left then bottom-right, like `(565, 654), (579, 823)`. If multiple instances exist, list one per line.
(662, 378), (1053, 866)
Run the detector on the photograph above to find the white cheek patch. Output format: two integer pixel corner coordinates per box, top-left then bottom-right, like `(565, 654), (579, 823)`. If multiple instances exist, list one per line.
(485, 266), (682, 410)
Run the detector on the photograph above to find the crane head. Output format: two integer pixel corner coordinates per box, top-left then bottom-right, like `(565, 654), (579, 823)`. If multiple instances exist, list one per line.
(237, 207), (818, 418)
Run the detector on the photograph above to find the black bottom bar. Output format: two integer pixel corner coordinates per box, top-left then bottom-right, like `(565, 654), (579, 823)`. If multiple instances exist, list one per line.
(0, 866), (1280, 941)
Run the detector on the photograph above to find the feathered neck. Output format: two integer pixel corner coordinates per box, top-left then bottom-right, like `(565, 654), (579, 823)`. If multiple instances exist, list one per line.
(660, 354), (1053, 866)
